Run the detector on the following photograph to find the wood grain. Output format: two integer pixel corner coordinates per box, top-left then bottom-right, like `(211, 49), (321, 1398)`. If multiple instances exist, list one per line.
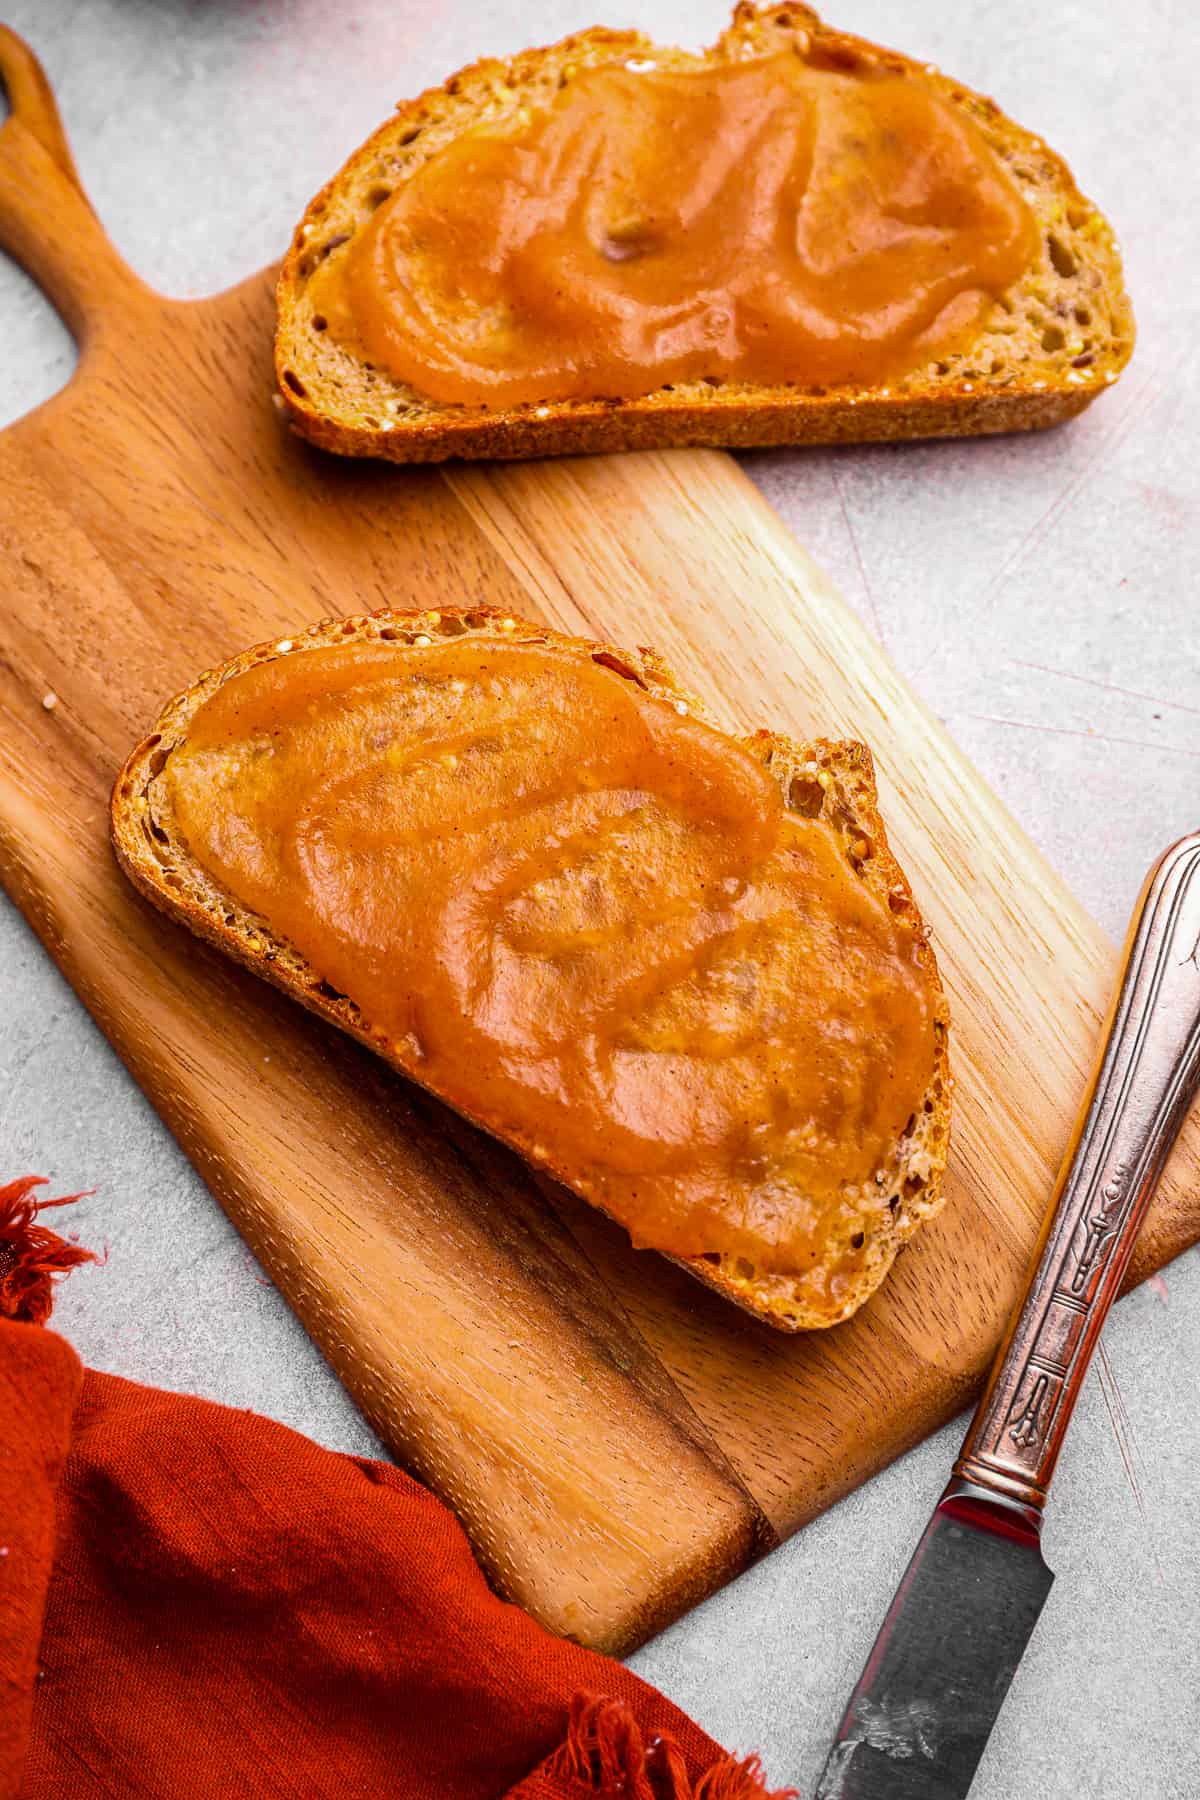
(1, 28), (1196, 1652)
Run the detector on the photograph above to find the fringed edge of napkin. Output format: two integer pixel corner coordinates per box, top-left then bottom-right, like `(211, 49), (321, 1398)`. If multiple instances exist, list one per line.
(513, 1693), (799, 1799)
(0, 1174), (98, 1323)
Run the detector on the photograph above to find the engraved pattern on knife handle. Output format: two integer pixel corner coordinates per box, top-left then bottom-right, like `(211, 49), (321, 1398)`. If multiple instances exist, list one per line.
(954, 831), (1200, 1519)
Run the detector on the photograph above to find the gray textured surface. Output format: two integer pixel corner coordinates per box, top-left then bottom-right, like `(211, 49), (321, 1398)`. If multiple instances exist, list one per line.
(1, 2), (1198, 1794)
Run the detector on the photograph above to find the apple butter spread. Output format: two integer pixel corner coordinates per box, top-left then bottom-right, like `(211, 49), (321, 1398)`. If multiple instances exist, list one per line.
(312, 49), (1037, 406)
(166, 635), (937, 1283)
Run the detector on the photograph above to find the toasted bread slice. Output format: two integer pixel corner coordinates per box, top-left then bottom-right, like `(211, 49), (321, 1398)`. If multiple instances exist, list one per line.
(112, 608), (950, 1330)
(275, 2), (1133, 464)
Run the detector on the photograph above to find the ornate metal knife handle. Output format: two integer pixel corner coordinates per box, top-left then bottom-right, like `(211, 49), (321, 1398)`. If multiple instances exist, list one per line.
(951, 831), (1200, 1527)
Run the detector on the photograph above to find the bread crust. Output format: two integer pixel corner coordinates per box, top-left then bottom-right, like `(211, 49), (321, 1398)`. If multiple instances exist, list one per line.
(274, 3), (1134, 463)
(111, 607), (951, 1331)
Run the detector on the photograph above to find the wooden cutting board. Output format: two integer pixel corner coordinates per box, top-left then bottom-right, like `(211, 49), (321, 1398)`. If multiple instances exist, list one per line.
(2, 28), (1197, 1657)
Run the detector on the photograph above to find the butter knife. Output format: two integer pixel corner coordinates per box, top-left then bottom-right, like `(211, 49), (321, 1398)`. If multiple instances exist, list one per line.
(815, 829), (1200, 1800)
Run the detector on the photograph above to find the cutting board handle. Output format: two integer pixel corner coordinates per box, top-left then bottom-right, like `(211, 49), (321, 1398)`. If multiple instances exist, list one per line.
(0, 27), (146, 344)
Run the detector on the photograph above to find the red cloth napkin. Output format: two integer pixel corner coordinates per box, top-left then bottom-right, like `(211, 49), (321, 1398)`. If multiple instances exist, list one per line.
(0, 1178), (795, 1799)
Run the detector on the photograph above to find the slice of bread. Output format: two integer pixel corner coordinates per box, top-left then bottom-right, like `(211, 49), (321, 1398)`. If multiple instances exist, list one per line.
(275, 2), (1133, 464)
(112, 608), (951, 1331)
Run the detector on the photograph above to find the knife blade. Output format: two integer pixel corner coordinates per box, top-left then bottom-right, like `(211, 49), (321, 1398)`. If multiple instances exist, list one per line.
(815, 1492), (1051, 1799)
(816, 829), (1200, 1800)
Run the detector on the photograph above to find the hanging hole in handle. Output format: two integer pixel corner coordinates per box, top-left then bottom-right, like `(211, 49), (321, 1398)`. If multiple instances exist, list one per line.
(0, 28), (111, 402)
(0, 42), (79, 426)
(0, 26), (86, 192)
(0, 27), (143, 361)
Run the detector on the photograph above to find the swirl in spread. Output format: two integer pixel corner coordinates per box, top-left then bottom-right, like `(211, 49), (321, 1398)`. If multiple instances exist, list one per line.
(312, 50), (1037, 406)
(166, 639), (936, 1287)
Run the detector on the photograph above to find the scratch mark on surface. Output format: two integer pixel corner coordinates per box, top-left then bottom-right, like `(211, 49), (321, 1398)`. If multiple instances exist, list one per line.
(831, 465), (887, 649)
(1012, 660), (1200, 720)
(965, 715), (1200, 761)
(1097, 1344), (1164, 1585)
(973, 372), (1159, 610)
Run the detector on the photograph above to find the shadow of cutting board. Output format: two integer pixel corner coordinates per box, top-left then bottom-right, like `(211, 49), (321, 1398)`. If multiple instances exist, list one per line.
(2, 28), (1197, 1656)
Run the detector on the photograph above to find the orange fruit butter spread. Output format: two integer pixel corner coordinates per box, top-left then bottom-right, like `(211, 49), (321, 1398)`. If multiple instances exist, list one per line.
(314, 48), (1037, 406)
(166, 637), (937, 1282)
